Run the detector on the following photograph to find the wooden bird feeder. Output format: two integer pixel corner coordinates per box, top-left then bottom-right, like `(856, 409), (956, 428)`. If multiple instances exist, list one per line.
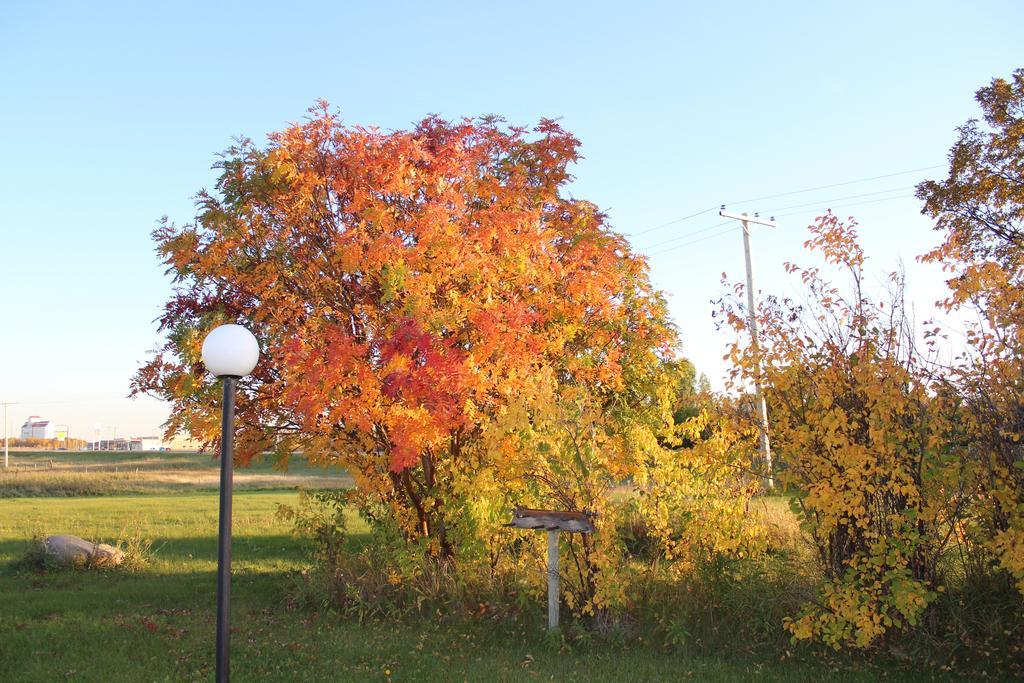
(506, 507), (596, 630)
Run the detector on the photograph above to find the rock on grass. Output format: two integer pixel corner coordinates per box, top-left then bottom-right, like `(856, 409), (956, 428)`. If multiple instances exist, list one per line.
(41, 535), (125, 567)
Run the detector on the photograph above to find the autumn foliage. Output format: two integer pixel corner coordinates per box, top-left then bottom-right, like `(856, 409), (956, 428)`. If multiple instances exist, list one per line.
(720, 214), (958, 647)
(917, 68), (1024, 594)
(133, 105), (680, 568)
(708, 69), (1024, 651)
(137, 71), (1024, 662)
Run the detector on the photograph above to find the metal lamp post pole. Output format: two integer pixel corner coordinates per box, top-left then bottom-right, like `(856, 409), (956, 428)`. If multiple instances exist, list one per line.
(216, 376), (237, 683)
(202, 322), (259, 683)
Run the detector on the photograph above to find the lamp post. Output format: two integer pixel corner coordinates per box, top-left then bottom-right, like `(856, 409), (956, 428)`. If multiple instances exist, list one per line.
(201, 324), (260, 683)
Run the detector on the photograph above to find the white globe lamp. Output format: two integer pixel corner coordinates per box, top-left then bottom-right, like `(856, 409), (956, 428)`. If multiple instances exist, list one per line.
(201, 324), (260, 378)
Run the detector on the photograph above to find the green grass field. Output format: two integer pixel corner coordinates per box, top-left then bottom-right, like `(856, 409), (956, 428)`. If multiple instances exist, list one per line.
(0, 450), (351, 497)
(0, 484), (974, 681)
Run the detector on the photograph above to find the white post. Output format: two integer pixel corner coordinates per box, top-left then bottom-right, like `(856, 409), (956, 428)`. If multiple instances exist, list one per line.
(721, 209), (776, 490)
(547, 530), (559, 630)
(740, 219), (774, 490)
(3, 402), (8, 469)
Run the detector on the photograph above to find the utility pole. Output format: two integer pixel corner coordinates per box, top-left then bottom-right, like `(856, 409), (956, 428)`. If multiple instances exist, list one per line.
(2, 401), (14, 469)
(720, 208), (775, 490)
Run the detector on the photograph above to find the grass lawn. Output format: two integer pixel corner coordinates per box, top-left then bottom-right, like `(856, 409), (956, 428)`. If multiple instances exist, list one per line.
(0, 491), (973, 681)
(0, 450), (351, 496)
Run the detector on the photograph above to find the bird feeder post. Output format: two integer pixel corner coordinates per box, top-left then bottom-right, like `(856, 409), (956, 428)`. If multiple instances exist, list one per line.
(547, 530), (559, 630)
(506, 507), (595, 632)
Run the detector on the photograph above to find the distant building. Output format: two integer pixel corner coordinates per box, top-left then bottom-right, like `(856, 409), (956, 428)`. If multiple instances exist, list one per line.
(130, 436), (162, 451)
(20, 416), (55, 439)
(86, 438), (130, 451)
(165, 432), (202, 451)
(86, 436), (163, 452)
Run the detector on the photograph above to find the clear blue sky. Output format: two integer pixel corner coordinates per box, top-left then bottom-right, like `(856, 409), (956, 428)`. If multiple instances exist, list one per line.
(1, 1), (1020, 440)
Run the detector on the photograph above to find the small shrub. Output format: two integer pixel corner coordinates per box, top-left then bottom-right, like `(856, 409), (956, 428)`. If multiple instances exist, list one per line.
(281, 487), (538, 622)
(617, 500), (659, 561)
(925, 568), (1024, 662)
(10, 534), (60, 573)
(626, 551), (813, 655)
(112, 532), (153, 572)
(277, 488), (349, 566)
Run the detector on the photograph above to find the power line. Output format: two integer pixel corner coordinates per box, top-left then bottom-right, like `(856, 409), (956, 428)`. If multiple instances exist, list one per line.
(722, 165), (942, 207)
(642, 220), (732, 250)
(642, 185), (916, 251)
(628, 207), (717, 237)
(647, 226), (740, 257)
(773, 193), (915, 219)
(630, 164), (941, 240)
(762, 185), (915, 214)
(643, 191), (920, 257)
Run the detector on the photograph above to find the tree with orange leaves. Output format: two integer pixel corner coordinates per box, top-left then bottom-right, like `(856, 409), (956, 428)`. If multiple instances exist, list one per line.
(133, 104), (676, 560)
